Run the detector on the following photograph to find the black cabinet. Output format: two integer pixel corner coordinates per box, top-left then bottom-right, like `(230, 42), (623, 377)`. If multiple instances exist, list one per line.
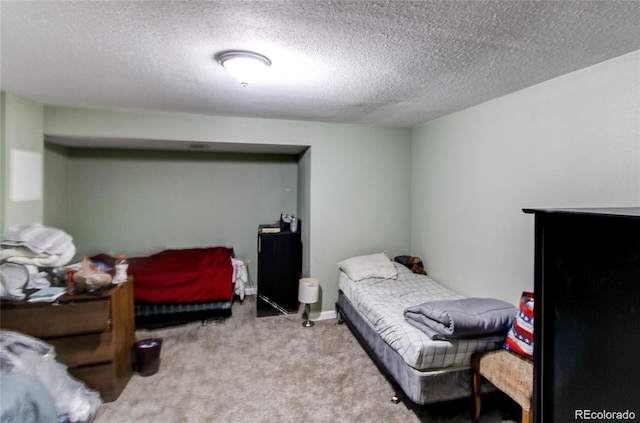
(524, 208), (640, 423)
(257, 229), (302, 316)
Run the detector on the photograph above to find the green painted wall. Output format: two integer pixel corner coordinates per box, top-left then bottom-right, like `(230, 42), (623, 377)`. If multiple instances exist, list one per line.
(57, 148), (298, 278)
(6, 46), (638, 317)
(42, 108), (412, 314)
(0, 92), (44, 233)
(43, 142), (70, 230)
(411, 50), (640, 305)
(7, 48), (639, 316)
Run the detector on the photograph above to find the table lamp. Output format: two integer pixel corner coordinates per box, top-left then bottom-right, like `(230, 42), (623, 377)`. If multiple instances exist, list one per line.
(298, 278), (319, 327)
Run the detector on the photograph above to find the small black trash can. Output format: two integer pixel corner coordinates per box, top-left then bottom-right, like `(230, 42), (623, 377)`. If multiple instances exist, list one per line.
(134, 338), (162, 376)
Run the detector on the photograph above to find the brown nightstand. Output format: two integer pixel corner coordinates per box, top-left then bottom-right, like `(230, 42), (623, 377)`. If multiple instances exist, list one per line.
(0, 279), (135, 402)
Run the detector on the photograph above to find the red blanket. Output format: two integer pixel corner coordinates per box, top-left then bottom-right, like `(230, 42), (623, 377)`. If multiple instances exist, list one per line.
(92, 247), (233, 303)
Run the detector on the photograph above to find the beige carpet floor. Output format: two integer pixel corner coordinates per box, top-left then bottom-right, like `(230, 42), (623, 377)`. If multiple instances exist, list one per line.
(94, 295), (519, 423)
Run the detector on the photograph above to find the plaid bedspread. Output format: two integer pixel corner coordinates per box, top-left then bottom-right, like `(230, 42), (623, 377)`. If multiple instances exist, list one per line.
(339, 263), (503, 371)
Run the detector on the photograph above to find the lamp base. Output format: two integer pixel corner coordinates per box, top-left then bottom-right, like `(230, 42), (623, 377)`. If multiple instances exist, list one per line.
(301, 303), (314, 327)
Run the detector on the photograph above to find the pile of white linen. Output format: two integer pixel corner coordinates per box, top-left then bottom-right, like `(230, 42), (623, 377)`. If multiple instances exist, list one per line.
(1, 224), (76, 268)
(1, 224), (77, 298)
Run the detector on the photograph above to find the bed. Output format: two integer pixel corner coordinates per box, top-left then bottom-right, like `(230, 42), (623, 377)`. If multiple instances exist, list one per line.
(92, 247), (247, 328)
(336, 253), (514, 405)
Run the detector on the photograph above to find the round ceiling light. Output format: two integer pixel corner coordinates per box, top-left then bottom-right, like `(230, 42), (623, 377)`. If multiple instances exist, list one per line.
(215, 50), (271, 86)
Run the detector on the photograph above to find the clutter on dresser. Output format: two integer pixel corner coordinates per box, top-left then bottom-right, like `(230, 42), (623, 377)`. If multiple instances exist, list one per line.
(279, 213), (299, 232)
(68, 257), (113, 293)
(1, 224), (77, 301)
(27, 286), (66, 303)
(258, 223), (281, 233)
(258, 213), (300, 234)
(113, 254), (129, 284)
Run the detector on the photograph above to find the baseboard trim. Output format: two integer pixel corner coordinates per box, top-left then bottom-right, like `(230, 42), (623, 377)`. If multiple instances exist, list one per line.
(316, 310), (337, 321)
(241, 291), (336, 321)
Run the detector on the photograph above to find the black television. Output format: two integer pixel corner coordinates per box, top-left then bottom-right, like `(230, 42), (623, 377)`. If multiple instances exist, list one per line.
(524, 208), (640, 423)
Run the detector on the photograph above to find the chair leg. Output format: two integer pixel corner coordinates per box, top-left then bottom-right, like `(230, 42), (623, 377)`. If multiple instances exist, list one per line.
(472, 370), (482, 422)
(522, 408), (531, 423)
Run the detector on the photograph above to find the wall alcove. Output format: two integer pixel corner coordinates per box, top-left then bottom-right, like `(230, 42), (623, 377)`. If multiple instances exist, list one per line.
(43, 136), (311, 284)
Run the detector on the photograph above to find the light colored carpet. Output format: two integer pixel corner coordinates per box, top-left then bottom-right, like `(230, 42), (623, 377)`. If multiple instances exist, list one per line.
(95, 295), (519, 423)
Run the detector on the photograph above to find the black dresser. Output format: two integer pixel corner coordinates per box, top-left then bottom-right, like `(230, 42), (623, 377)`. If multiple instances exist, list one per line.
(524, 208), (640, 423)
(257, 228), (302, 316)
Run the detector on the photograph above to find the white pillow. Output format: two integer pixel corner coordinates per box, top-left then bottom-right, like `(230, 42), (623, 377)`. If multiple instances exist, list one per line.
(338, 252), (398, 281)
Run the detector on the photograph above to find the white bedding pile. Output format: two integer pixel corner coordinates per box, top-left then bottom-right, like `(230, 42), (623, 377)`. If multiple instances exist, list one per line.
(1, 224), (76, 268)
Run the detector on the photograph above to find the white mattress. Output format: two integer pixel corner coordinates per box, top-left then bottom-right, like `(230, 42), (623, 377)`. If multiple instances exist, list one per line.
(339, 263), (503, 371)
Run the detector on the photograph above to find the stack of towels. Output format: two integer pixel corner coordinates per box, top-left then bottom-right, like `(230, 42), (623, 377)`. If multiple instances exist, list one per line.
(1, 223), (76, 267)
(1, 224), (76, 299)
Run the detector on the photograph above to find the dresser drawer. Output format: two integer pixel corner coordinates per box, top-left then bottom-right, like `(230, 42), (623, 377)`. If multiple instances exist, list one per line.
(0, 281), (133, 403)
(1, 299), (111, 338)
(69, 363), (119, 402)
(48, 332), (113, 367)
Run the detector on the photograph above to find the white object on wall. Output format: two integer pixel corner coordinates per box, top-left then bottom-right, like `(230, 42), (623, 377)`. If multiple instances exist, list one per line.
(10, 149), (42, 202)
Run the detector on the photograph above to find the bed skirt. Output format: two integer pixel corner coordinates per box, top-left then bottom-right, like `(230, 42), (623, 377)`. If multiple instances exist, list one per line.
(135, 300), (233, 329)
(337, 292), (478, 405)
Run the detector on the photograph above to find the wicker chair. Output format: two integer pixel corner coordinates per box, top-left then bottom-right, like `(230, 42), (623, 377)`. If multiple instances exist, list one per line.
(471, 349), (533, 423)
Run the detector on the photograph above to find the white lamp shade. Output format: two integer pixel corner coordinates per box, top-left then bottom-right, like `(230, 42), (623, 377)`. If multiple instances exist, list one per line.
(298, 278), (319, 304)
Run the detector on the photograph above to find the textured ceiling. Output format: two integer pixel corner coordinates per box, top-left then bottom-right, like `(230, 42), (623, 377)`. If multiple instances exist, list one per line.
(2, 0), (640, 129)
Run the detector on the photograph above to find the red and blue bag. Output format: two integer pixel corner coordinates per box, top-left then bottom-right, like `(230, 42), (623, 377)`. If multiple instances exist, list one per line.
(505, 291), (534, 360)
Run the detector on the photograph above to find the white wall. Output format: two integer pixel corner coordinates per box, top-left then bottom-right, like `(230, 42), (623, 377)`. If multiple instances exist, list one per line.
(411, 50), (640, 304)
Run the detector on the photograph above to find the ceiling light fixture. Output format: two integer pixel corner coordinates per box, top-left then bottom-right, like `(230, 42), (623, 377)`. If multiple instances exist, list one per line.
(215, 50), (271, 87)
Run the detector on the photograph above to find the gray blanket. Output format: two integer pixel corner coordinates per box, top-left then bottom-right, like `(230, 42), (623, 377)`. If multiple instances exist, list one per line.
(403, 298), (517, 340)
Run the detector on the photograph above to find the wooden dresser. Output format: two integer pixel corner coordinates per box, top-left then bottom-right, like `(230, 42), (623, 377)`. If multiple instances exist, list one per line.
(0, 279), (135, 402)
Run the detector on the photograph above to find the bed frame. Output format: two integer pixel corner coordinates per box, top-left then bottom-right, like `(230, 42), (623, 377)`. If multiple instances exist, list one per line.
(134, 299), (233, 329)
(336, 291), (482, 405)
